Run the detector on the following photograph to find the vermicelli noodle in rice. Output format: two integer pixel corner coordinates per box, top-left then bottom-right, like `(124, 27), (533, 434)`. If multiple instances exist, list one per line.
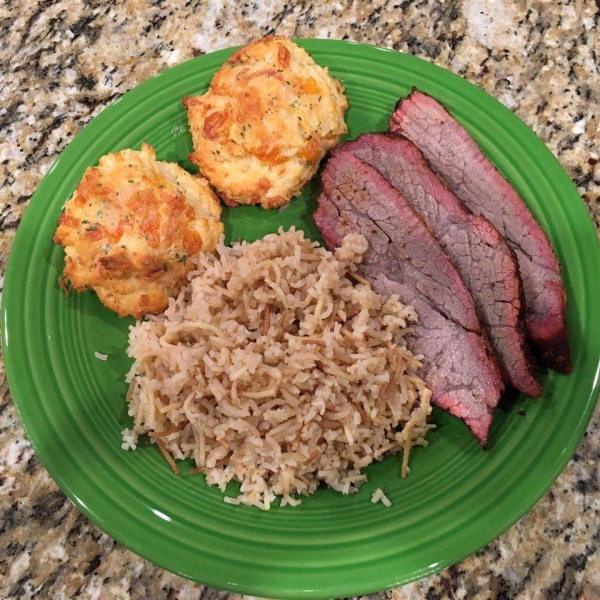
(124, 228), (432, 509)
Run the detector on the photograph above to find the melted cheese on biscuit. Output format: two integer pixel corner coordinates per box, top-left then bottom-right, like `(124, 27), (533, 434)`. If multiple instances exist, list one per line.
(183, 36), (348, 209)
(54, 144), (223, 318)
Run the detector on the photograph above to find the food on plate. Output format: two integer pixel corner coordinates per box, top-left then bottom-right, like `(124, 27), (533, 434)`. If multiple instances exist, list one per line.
(343, 133), (541, 398)
(124, 229), (432, 509)
(183, 36), (348, 209)
(53, 143), (223, 318)
(390, 91), (570, 373)
(315, 150), (503, 446)
(371, 488), (392, 507)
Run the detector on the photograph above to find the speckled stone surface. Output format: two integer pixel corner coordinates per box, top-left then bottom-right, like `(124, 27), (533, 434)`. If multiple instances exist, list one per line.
(1, 1), (599, 598)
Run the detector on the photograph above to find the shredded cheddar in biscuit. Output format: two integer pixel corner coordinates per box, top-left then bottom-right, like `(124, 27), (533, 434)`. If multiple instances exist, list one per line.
(54, 144), (223, 318)
(183, 36), (348, 209)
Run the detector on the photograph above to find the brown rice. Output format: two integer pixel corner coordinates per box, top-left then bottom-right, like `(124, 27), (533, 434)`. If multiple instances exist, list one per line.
(124, 228), (432, 509)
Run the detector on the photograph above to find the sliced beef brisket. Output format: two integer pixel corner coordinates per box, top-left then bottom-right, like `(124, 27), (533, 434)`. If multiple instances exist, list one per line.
(342, 133), (541, 397)
(390, 90), (570, 373)
(315, 151), (504, 446)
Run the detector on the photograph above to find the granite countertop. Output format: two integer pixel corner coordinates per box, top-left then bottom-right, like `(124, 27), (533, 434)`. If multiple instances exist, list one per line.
(1, 1), (599, 598)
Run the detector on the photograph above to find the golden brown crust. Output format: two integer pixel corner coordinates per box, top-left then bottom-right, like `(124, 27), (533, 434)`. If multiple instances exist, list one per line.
(53, 144), (223, 318)
(184, 36), (348, 209)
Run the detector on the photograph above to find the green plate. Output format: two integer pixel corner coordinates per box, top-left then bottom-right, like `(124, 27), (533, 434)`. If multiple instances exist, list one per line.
(3, 40), (599, 598)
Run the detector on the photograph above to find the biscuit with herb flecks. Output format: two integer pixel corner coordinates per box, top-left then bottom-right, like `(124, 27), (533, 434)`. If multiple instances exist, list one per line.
(183, 36), (348, 209)
(54, 143), (223, 318)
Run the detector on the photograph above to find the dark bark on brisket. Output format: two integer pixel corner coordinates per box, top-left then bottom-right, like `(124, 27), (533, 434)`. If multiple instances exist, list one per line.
(315, 151), (504, 446)
(341, 133), (541, 397)
(389, 90), (570, 373)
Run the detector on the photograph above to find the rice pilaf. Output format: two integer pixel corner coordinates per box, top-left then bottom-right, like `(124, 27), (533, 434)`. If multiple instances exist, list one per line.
(125, 228), (432, 509)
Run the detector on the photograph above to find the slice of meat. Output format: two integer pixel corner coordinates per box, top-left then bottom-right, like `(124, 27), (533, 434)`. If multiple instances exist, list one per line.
(315, 151), (504, 446)
(341, 133), (541, 398)
(390, 90), (570, 373)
